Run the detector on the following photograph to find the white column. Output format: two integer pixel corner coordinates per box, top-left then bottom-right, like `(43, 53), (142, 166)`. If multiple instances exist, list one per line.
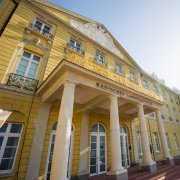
(109, 95), (124, 173)
(131, 119), (139, 164)
(26, 103), (51, 180)
(51, 81), (76, 180)
(78, 111), (89, 176)
(138, 104), (154, 165)
(155, 109), (172, 159)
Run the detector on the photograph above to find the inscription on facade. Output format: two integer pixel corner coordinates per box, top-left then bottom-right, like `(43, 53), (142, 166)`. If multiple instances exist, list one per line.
(96, 83), (152, 106)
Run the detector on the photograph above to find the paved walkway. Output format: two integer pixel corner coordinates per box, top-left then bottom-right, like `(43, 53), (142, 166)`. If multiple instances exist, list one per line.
(88, 164), (180, 180)
(128, 163), (180, 180)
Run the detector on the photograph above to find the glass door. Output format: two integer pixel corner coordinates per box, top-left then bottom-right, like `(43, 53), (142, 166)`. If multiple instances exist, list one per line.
(90, 134), (106, 175)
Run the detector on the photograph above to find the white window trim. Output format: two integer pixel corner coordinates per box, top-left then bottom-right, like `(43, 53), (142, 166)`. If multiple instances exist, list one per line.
(0, 123), (23, 175)
(89, 123), (107, 176)
(15, 50), (41, 79)
(165, 133), (171, 150)
(33, 19), (52, 34)
(94, 53), (106, 66)
(153, 132), (160, 153)
(173, 133), (179, 149)
(137, 131), (143, 156)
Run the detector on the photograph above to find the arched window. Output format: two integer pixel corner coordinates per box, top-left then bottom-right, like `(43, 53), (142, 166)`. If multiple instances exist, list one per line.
(90, 123), (106, 176)
(45, 122), (74, 180)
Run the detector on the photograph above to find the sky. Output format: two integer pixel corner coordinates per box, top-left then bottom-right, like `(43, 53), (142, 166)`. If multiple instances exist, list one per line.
(49, 0), (180, 90)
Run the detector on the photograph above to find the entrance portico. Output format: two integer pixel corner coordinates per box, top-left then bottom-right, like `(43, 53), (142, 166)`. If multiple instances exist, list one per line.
(36, 60), (172, 179)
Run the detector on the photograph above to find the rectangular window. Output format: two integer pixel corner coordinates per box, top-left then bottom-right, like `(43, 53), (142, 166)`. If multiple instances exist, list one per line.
(160, 111), (165, 120)
(165, 133), (171, 150)
(166, 106), (172, 121)
(173, 133), (179, 149)
(34, 19), (51, 35)
(115, 63), (123, 74)
(94, 53), (105, 66)
(162, 90), (167, 100)
(0, 123), (22, 173)
(16, 51), (40, 79)
(153, 132), (160, 152)
(137, 132), (143, 155)
(130, 70), (137, 82)
(142, 80), (148, 89)
(153, 85), (158, 94)
(68, 38), (83, 53)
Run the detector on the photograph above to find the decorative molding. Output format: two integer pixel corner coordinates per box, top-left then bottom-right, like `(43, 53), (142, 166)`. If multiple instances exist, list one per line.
(70, 20), (123, 58)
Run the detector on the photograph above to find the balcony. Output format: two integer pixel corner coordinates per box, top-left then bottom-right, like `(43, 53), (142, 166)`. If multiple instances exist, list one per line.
(28, 23), (53, 40)
(7, 73), (38, 91)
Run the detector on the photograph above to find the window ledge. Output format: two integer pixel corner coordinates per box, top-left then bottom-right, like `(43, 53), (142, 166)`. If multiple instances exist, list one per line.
(65, 47), (85, 57)
(0, 171), (14, 177)
(93, 59), (108, 68)
(114, 71), (125, 77)
(129, 78), (139, 85)
(25, 27), (53, 41)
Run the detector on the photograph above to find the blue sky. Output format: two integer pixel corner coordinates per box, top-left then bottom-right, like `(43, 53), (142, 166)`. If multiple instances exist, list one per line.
(49, 0), (180, 90)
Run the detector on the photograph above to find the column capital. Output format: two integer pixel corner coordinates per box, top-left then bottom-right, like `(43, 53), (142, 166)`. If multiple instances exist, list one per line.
(63, 80), (77, 88)
(137, 103), (143, 109)
(109, 94), (118, 101)
(155, 108), (161, 113)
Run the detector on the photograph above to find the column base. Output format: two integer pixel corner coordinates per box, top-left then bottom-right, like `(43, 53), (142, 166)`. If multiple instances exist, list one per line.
(106, 169), (128, 180)
(161, 157), (175, 166)
(77, 171), (89, 180)
(140, 161), (157, 173)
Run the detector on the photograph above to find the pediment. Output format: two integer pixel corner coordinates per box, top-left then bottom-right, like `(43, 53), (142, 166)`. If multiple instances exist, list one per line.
(33, 0), (141, 69)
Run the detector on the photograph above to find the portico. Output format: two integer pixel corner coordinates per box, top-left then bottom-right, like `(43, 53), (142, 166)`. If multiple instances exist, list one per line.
(34, 59), (172, 180)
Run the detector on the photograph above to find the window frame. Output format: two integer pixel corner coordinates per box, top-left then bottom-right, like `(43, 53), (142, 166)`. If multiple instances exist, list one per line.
(68, 38), (83, 53)
(114, 62), (124, 75)
(153, 85), (159, 94)
(0, 123), (23, 175)
(153, 132), (160, 153)
(94, 52), (106, 66)
(137, 131), (143, 156)
(15, 50), (41, 79)
(173, 133), (179, 149)
(129, 70), (137, 83)
(142, 79), (149, 89)
(34, 19), (51, 35)
(165, 133), (171, 150)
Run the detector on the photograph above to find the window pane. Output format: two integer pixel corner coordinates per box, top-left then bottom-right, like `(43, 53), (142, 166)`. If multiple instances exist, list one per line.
(91, 124), (97, 132)
(3, 147), (17, 158)
(10, 124), (22, 133)
(90, 150), (96, 157)
(33, 55), (40, 62)
(0, 159), (14, 170)
(43, 25), (50, 34)
(6, 137), (19, 146)
(34, 20), (42, 30)
(0, 123), (8, 133)
(16, 59), (28, 76)
(99, 125), (105, 132)
(0, 136), (4, 146)
(91, 143), (96, 149)
(90, 158), (96, 165)
(23, 51), (31, 58)
(100, 164), (105, 172)
(90, 165), (96, 174)
(91, 136), (97, 142)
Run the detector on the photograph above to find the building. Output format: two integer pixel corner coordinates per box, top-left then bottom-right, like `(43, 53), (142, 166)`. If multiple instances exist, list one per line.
(0, 0), (180, 179)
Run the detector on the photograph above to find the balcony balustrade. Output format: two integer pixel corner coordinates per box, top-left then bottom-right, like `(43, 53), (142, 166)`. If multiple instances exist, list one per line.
(7, 73), (38, 91)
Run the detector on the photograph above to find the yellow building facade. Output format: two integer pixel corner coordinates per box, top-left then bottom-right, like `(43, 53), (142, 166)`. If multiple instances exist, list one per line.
(0, 0), (179, 179)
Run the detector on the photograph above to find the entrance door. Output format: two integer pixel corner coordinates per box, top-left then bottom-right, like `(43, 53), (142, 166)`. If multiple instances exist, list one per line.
(120, 126), (130, 168)
(90, 123), (106, 176)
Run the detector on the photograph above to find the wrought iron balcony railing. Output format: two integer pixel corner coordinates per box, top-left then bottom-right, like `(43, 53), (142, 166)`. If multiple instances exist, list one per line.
(7, 73), (38, 91)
